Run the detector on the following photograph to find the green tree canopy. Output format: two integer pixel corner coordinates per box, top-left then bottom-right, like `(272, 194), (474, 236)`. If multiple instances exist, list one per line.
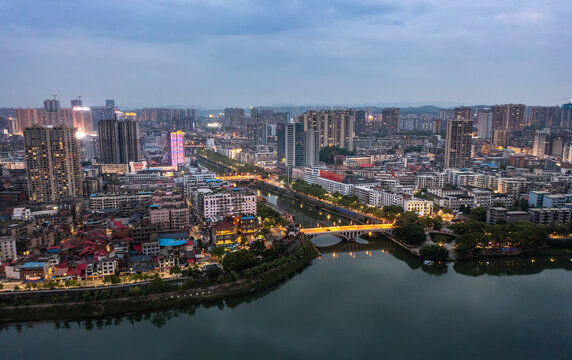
(222, 249), (256, 273)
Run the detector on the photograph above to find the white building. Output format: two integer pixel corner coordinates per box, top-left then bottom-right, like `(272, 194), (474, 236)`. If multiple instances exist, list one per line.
(404, 199), (433, 216)
(469, 190), (493, 208)
(96, 257), (117, 276)
(497, 177), (527, 197)
(0, 236), (17, 262)
(316, 176), (354, 195)
(89, 191), (153, 210)
(197, 188), (257, 219)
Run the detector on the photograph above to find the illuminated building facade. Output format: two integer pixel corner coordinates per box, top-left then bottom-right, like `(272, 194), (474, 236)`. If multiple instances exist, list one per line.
(169, 131), (185, 167)
(24, 125), (82, 202)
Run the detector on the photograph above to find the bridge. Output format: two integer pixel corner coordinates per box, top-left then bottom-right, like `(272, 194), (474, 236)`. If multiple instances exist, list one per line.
(301, 224), (394, 241)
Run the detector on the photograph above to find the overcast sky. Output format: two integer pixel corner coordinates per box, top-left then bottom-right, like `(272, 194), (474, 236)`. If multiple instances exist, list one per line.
(1, 0), (570, 109)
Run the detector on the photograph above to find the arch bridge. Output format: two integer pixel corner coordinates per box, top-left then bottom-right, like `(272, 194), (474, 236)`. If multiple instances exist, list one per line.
(301, 224), (394, 241)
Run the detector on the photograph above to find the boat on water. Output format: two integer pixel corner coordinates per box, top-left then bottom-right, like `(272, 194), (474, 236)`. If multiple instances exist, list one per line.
(423, 260), (435, 266)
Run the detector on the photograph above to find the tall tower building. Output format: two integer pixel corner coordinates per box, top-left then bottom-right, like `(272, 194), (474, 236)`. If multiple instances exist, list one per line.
(382, 108), (400, 133)
(445, 117), (473, 169)
(44, 98), (60, 113)
(247, 122), (268, 148)
(105, 99), (116, 120)
(354, 110), (366, 137)
(561, 102), (572, 129)
(298, 110), (354, 151)
(454, 107), (473, 120)
(72, 106), (93, 135)
(14, 108), (39, 134)
(476, 108), (493, 139)
(285, 123), (305, 168)
(276, 122), (286, 164)
(304, 129), (320, 167)
(506, 104), (526, 131)
(24, 125), (82, 202)
(169, 131), (185, 167)
(98, 119), (140, 164)
(532, 130), (549, 158)
(491, 104), (525, 131)
(71, 98), (82, 108)
(224, 108), (244, 128)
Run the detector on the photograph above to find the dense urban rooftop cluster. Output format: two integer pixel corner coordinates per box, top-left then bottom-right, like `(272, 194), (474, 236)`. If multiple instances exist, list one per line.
(0, 99), (572, 287)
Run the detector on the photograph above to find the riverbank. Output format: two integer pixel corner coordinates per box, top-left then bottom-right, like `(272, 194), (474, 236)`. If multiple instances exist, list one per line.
(254, 180), (377, 225)
(0, 241), (320, 323)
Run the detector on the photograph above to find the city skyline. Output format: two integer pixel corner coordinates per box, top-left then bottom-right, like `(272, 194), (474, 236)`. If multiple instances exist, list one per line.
(1, 0), (571, 108)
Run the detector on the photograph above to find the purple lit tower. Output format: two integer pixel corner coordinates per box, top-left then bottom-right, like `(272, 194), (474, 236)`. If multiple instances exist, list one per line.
(169, 131), (184, 167)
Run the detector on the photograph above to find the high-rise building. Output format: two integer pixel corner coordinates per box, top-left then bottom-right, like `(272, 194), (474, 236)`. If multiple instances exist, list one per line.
(454, 107), (472, 120)
(354, 110), (366, 136)
(247, 122), (268, 148)
(298, 110), (354, 151)
(169, 131), (185, 167)
(285, 122), (305, 168)
(492, 129), (509, 147)
(14, 108), (39, 134)
(44, 98), (60, 113)
(260, 109), (274, 124)
(224, 108), (244, 128)
(432, 119), (444, 134)
(445, 117), (473, 168)
(105, 99), (116, 120)
(71, 106), (93, 134)
(98, 119), (140, 164)
(439, 109), (454, 121)
(274, 112), (289, 124)
(506, 104), (525, 131)
(24, 125), (82, 202)
(476, 108), (493, 139)
(382, 108), (400, 133)
(532, 130), (549, 158)
(276, 122), (286, 164)
(71, 98), (82, 108)
(492, 104), (525, 131)
(304, 129), (320, 167)
(169, 109), (197, 132)
(528, 106), (559, 128)
(561, 102), (572, 128)
(91, 106), (107, 130)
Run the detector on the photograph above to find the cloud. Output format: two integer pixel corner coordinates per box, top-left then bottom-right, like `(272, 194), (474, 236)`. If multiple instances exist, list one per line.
(0, 0), (570, 107)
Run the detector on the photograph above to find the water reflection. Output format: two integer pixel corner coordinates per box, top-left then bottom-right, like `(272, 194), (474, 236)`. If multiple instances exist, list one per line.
(262, 192), (351, 228)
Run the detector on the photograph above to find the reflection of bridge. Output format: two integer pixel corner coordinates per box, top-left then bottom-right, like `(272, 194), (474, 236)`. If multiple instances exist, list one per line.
(301, 224), (394, 241)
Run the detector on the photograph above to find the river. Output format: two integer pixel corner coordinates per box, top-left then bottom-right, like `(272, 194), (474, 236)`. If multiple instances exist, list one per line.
(1, 190), (571, 360)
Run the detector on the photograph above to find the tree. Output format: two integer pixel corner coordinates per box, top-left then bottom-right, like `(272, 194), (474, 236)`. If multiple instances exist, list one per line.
(128, 286), (141, 297)
(249, 239), (266, 257)
(169, 265), (181, 275)
(432, 235), (449, 244)
(395, 222), (426, 245)
(222, 249), (256, 273)
(432, 216), (443, 231)
(210, 246), (226, 259)
(103, 275), (121, 285)
(319, 146), (354, 164)
(420, 244), (449, 262)
(442, 207), (452, 214)
(0, 283), (3, 290)
(470, 207), (487, 222)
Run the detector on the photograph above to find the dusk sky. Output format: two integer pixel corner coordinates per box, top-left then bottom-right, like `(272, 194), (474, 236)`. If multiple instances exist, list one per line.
(1, 0), (570, 108)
